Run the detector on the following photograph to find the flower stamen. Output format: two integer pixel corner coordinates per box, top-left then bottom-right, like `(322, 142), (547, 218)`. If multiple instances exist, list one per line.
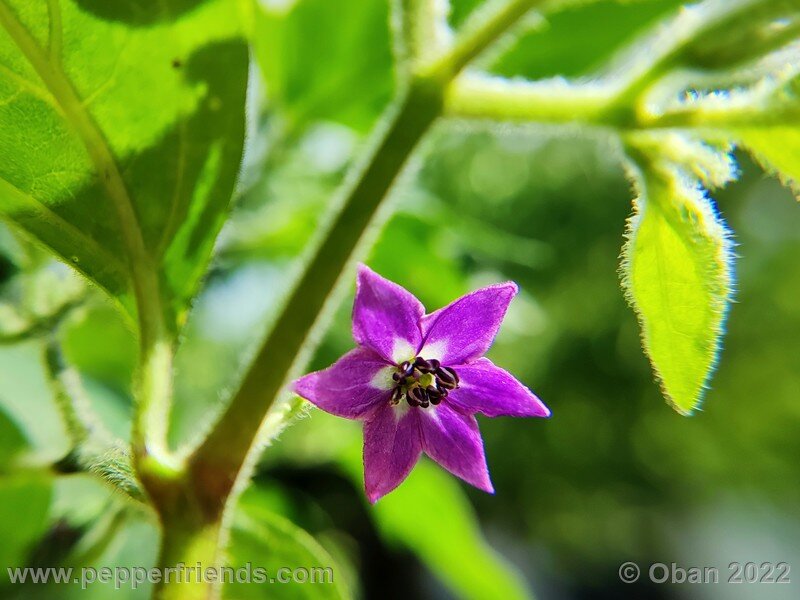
(391, 357), (459, 408)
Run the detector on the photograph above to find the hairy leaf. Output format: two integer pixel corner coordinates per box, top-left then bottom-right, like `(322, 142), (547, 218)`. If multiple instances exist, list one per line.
(737, 127), (800, 198)
(621, 156), (734, 414)
(0, 0), (248, 326)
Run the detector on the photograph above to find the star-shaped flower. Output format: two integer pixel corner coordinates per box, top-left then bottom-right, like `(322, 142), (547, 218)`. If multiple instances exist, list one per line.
(293, 265), (550, 502)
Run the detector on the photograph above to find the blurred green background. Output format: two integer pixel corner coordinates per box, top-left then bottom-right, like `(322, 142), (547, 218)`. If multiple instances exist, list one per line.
(1, 0), (799, 598)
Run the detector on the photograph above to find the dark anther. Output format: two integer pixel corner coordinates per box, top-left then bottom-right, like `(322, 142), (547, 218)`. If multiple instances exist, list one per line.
(414, 357), (433, 372)
(391, 387), (404, 403)
(393, 357), (455, 409)
(408, 386), (429, 406)
(171, 58), (182, 69)
(444, 366), (459, 385)
(435, 366), (458, 389)
(426, 386), (442, 405)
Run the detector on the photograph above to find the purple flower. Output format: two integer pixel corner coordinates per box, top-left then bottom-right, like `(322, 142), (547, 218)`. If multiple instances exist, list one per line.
(293, 265), (550, 503)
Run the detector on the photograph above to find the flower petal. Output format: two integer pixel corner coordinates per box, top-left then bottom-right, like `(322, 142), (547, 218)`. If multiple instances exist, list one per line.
(419, 404), (494, 493)
(293, 347), (393, 420)
(353, 264), (425, 363)
(363, 404), (422, 503)
(420, 283), (517, 365)
(447, 358), (550, 418)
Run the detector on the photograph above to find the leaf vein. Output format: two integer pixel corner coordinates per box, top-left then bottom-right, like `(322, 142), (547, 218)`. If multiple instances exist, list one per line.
(0, 0), (165, 341)
(0, 174), (128, 278)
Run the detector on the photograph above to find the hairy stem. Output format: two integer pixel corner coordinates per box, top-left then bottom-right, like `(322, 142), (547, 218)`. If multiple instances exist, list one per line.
(0, 294), (84, 346)
(43, 336), (93, 449)
(444, 74), (616, 124)
(424, 0), (542, 77)
(444, 74), (800, 131)
(44, 333), (147, 501)
(153, 517), (222, 600)
(400, 0), (453, 64)
(642, 103), (800, 130)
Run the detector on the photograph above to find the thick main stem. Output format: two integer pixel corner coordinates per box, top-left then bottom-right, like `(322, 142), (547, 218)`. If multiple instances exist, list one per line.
(152, 514), (222, 600)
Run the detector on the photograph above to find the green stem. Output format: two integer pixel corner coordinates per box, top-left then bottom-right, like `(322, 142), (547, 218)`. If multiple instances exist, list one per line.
(134, 339), (180, 475)
(44, 335), (147, 501)
(444, 73), (800, 131)
(444, 74), (616, 124)
(43, 336), (93, 448)
(189, 0), (541, 519)
(0, 294), (84, 346)
(400, 0), (452, 65)
(153, 517), (222, 600)
(641, 103), (800, 130)
(423, 0), (545, 78)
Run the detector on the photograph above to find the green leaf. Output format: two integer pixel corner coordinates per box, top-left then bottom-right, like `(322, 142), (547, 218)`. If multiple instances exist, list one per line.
(737, 127), (800, 199)
(61, 302), (137, 401)
(252, 0), (394, 132)
(0, 404), (27, 469)
(621, 153), (734, 414)
(338, 446), (532, 600)
(0, 473), (52, 585)
(490, 0), (684, 79)
(680, 1), (800, 69)
(0, 0), (248, 326)
(0, 341), (68, 462)
(47, 506), (158, 600)
(226, 491), (350, 600)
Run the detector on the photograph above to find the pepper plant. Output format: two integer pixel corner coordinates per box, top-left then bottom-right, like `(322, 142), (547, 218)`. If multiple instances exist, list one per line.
(0, 0), (799, 598)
